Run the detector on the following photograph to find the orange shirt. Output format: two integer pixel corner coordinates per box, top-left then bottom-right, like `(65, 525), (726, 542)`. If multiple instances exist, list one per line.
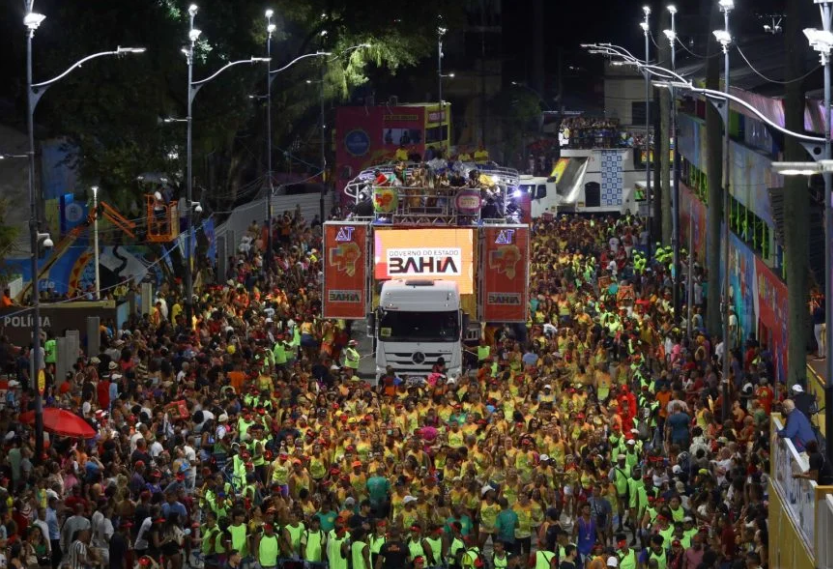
(656, 391), (672, 419)
(228, 371), (246, 393)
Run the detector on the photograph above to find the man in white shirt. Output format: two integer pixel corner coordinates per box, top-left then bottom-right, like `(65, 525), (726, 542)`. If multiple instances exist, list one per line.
(91, 505), (114, 566)
(149, 437), (165, 458)
(176, 362), (189, 384)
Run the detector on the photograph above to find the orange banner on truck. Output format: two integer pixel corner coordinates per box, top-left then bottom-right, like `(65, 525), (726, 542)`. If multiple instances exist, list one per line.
(323, 223), (369, 319)
(482, 226), (530, 323)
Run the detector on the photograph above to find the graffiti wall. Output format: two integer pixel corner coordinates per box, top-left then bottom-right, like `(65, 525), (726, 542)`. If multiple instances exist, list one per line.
(728, 142), (776, 226)
(677, 113), (702, 170)
(720, 232), (757, 347)
(5, 245), (166, 297)
(754, 258), (789, 382)
(680, 182), (707, 263)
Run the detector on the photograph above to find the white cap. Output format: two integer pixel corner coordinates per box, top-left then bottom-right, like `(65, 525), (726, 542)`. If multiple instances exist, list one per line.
(403, 495), (418, 505)
(627, 439), (636, 446)
(792, 384), (804, 393)
(544, 384), (552, 389)
(539, 454), (550, 462)
(218, 414), (229, 423)
(672, 464), (682, 474)
(447, 377), (456, 385)
(481, 485), (495, 496)
(607, 557), (619, 567)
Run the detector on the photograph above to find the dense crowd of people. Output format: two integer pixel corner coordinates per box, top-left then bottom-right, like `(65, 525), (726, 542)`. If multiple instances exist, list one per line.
(0, 208), (815, 569)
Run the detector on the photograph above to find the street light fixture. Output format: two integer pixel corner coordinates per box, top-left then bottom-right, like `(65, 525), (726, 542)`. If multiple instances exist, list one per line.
(772, 161), (833, 176)
(641, 9), (652, 259)
(23, 0), (144, 462)
(265, 8), (275, 272)
(667, 3), (683, 330)
(806, 0), (833, 468)
(712, 30), (732, 47)
(182, 6), (269, 324)
(0, 153), (28, 159)
(438, 25), (449, 158)
(91, 186), (101, 300)
(715, 0), (733, 422)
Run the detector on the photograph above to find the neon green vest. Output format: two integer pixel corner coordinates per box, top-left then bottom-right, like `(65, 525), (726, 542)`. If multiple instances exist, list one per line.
(535, 550), (556, 569)
(303, 530), (324, 562)
(351, 540), (368, 569)
(229, 524), (248, 557)
(258, 534), (279, 566)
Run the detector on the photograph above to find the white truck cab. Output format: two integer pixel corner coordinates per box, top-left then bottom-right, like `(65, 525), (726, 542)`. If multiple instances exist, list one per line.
(371, 279), (465, 381)
(519, 175), (558, 219)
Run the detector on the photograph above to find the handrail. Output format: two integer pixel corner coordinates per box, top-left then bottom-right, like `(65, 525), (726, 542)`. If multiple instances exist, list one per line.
(772, 415), (818, 552)
(807, 362), (826, 394)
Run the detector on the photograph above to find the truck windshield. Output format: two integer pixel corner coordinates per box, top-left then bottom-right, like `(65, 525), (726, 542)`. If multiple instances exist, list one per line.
(378, 310), (459, 342)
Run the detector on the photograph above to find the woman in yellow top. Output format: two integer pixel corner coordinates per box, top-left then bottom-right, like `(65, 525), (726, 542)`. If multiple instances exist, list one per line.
(486, 453), (509, 489)
(398, 496), (421, 529)
(478, 487), (501, 547)
(308, 443), (329, 482)
(502, 470), (521, 507)
(382, 430), (403, 462)
(354, 428), (373, 462)
(389, 481), (409, 521)
(448, 477), (467, 508)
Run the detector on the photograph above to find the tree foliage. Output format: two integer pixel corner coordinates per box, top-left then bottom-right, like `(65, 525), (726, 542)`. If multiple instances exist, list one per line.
(490, 86), (543, 169)
(2, 0), (463, 207)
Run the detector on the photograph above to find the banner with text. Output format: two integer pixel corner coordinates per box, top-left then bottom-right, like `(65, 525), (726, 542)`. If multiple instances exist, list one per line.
(374, 229), (474, 294)
(482, 226), (530, 322)
(323, 223), (369, 319)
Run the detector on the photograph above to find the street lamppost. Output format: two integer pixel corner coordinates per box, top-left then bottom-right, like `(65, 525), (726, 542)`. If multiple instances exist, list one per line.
(665, 4), (682, 327)
(798, 0), (833, 466)
(265, 9), (276, 272)
(91, 186), (100, 300)
(641, 6), (652, 259)
(262, 48), (359, 224)
(183, 4), (270, 325)
(438, 25), (448, 157)
(301, 43), (370, 222)
(23, 1), (144, 461)
(714, 0), (733, 422)
(586, 36), (832, 423)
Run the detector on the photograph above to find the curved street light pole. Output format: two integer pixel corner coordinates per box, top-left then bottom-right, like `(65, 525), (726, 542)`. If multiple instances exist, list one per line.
(265, 10), (275, 273)
(24, 2), (144, 463)
(641, 7), (652, 259)
(184, 5), (269, 324)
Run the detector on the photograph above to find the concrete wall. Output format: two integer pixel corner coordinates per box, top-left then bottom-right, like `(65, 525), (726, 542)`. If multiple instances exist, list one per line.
(604, 63), (646, 129)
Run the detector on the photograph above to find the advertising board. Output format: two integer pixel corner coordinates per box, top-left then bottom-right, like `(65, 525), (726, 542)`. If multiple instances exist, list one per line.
(373, 229), (474, 294)
(323, 223), (369, 319)
(481, 226), (530, 322)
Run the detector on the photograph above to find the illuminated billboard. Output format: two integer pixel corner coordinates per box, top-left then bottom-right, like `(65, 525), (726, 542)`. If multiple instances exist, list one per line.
(374, 229), (474, 294)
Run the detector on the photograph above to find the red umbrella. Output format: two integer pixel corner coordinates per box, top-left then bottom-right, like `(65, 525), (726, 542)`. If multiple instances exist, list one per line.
(19, 408), (98, 439)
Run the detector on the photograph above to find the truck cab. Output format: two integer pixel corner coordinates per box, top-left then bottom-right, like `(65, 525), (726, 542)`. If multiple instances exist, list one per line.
(518, 175), (557, 219)
(372, 279), (465, 381)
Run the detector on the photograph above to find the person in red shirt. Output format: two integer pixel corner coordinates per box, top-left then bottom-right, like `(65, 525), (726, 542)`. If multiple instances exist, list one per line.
(96, 375), (111, 410)
(754, 378), (774, 414)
